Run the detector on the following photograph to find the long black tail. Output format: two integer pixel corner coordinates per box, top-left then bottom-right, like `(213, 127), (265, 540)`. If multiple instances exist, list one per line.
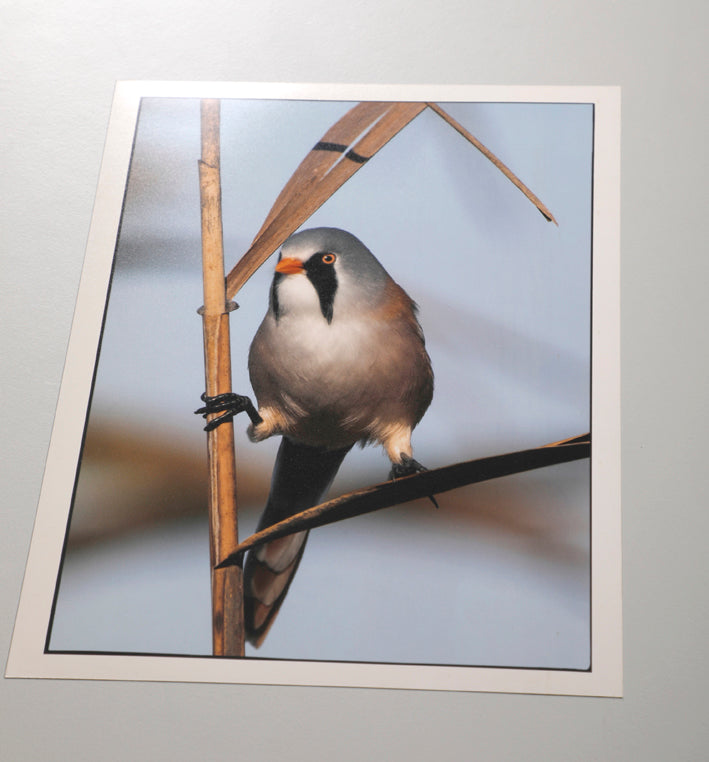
(244, 437), (352, 647)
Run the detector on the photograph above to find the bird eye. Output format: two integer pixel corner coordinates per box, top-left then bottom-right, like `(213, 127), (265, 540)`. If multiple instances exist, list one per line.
(321, 253), (336, 265)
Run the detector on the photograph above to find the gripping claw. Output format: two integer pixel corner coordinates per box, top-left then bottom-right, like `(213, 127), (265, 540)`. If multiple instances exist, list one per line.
(388, 454), (439, 509)
(195, 392), (263, 431)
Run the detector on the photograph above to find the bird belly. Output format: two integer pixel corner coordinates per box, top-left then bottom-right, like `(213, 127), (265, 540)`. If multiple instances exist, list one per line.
(249, 314), (428, 450)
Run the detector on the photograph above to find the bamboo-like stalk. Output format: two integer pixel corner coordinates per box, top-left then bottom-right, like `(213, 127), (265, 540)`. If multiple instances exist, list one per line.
(198, 99), (244, 656)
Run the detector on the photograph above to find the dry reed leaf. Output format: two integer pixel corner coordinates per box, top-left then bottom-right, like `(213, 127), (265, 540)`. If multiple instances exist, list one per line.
(225, 102), (426, 299)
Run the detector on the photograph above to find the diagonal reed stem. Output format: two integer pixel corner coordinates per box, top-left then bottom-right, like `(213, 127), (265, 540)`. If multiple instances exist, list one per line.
(199, 99), (244, 656)
(427, 102), (558, 224)
(217, 434), (590, 568)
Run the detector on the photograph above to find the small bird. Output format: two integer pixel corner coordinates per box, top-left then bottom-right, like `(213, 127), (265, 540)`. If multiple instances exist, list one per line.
(199, 227), (434, 646)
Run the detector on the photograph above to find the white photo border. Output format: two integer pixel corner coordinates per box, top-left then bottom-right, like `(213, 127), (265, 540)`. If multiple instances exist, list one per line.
(6, 82), (621, 696)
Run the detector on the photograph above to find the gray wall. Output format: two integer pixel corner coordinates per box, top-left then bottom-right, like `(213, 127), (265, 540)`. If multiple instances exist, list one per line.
(2, 2), (706, 759)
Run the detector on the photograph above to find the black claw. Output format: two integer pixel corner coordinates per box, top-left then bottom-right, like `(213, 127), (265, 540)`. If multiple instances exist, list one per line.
(388, 454), (439, 509)
(388, 455), (425, 480)
(195, 392), (263, 431)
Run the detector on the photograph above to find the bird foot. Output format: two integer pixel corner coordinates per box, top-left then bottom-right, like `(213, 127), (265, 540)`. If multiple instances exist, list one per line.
(195, 392), (263, 432)
(388, 454), (427, 480)
(388, 454), (439, 509)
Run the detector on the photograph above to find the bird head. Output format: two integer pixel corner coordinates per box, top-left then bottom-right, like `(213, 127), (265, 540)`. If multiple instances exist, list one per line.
(270, 227), (392, 324)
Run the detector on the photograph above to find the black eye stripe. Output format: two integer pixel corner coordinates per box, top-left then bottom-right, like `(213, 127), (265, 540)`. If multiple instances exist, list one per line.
(304, 252), (338, 323)
(270, 272), (283, 320)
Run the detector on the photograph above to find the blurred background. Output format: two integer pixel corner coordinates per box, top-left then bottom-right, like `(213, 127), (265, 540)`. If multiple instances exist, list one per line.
(48, 98), (592, 668)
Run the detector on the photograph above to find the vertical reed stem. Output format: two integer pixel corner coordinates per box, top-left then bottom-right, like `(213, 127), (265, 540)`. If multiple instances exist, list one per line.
(199, 98), (244, 656)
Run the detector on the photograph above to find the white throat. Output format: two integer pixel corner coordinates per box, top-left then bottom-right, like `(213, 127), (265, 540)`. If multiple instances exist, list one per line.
(276, 272), (323, 318)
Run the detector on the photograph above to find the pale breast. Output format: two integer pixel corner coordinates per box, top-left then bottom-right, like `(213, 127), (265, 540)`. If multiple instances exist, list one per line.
(249, 310), (432, 448)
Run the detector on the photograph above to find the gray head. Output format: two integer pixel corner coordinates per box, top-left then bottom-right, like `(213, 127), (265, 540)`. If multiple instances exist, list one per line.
(271, 227), (393, 323)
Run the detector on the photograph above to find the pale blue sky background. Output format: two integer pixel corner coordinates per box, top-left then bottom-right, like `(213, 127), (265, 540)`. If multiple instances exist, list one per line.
(50, 98), (593, 668)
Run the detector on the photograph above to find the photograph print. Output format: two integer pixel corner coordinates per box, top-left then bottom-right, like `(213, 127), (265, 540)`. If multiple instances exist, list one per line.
(8, 84), (621, 695)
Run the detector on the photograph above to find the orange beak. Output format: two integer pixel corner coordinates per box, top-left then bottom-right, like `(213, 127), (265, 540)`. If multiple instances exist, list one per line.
(275, 257), (305, 275)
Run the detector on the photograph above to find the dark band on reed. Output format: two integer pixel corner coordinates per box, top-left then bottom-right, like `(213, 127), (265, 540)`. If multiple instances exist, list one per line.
(313, 141), (369, 164)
